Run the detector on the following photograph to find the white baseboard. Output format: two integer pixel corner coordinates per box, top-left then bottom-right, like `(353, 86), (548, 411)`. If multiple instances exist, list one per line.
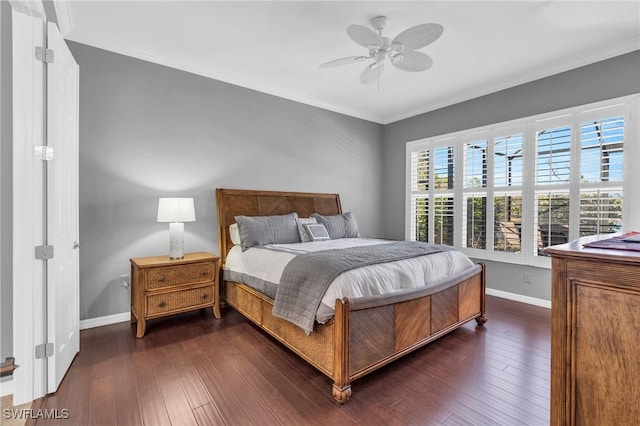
(0, 378), (14, 397)
(486, 288), (551, 309)
(79, 312), (130, 330)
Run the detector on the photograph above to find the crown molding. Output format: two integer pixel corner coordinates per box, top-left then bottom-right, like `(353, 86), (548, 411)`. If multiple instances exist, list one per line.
(8, 0), (45, 19)
(53, 0), (74, 37)
(382, 38), (640, 124)
(65, 33), (638, 126)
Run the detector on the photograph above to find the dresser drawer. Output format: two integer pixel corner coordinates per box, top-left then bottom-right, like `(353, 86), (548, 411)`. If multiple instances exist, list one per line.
(146, 286), (214, 316)
(146, 262), (214, 290)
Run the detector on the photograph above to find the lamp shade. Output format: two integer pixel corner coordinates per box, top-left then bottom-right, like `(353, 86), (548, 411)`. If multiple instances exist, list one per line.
(157, 198), (196, 223)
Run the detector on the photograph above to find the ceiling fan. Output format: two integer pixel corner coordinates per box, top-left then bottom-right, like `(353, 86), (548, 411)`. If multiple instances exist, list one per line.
(320, 16), (444, 85)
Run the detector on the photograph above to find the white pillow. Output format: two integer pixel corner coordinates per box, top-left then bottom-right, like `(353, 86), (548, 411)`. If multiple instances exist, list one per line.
(229, 223), (241, 246)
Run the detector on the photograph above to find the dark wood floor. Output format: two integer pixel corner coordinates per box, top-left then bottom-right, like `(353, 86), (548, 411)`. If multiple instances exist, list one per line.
(27, 296), (550, 426)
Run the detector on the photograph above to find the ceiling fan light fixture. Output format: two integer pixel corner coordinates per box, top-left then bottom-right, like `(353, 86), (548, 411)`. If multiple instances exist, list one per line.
(391, 41), (404, 52)
(391, 54), (404, 64)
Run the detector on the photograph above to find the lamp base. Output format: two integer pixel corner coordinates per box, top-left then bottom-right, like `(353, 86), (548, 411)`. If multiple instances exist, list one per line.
(168, 222), (184, 259)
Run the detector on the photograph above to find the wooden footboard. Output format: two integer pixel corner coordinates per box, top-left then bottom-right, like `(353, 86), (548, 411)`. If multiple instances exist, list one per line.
(223, 263), (486, 403)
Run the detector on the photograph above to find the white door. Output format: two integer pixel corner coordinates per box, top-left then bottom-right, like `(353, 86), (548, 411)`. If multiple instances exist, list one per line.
(12, 7), (46, 405)
(45, 21), (79, 393)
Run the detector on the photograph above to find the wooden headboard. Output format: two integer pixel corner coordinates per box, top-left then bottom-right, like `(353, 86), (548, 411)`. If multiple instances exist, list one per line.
(215, 188), (342, 265)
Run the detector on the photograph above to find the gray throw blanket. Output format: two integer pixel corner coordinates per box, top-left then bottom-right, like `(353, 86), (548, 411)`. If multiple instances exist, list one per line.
(272, 241), (455, 334)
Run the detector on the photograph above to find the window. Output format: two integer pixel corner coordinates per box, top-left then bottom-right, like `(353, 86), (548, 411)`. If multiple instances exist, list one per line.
(406, 95), (639, 267)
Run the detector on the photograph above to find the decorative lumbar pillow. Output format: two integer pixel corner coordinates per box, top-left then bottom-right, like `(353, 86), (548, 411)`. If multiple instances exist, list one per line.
(311, 212), (360, 239)
(229, 223), (241, 246)
(234, 212), (300, 251)
(296, 217), (318, 242)
(303, 223), (331, 241)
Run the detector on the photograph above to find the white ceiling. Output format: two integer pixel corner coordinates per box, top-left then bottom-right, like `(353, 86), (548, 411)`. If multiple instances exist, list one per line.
(56, 1), (640, 124)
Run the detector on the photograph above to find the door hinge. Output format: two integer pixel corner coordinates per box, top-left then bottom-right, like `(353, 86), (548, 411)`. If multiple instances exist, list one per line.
(35, 343), (54, 359)
(35, 46), (54, 63)
(35, 245), (54, 260)
(34, 146), (54, 161)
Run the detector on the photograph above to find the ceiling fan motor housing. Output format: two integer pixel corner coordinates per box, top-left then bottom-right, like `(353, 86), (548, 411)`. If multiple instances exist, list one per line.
(371, 16), (388, 32)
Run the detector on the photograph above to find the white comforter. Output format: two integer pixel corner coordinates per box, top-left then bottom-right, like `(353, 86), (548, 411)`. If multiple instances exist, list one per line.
(224, 238), (474, 320)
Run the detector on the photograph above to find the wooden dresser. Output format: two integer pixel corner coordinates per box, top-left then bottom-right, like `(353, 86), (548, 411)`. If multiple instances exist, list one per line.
(130, 252), (220, 338)
(545, 236), (640, 426)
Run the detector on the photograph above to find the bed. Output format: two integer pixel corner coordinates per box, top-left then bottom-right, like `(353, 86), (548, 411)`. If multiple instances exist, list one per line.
(216, 188), (487, 403)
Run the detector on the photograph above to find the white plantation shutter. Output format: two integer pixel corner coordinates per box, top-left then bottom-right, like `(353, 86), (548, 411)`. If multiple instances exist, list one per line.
(536, 126), (571, 185)
(410, 150), (429, 191)
(409, 150), (430, 242)
(580, 117), (624, 183)
(536, 192), (570, 248)
(434, 195), (454, 246)
(494, 134), (523, 187)
(494, 193), (523, 253)
(463, 141), (487, 188)
(579, 190), (623, 236)
(410, 195), (429, 242)
(433, 146), (454, 189)
(406, 96), (637, 266)
(433, 145), (455, 245)
(463, 195), (486, 249)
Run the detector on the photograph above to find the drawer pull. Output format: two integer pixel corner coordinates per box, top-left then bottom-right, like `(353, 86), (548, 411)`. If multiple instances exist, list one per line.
(202, 294), (208, 300)
(158, 277), (166, 283)
(201, 271), (209, 277)
(158, 301), (166, 308)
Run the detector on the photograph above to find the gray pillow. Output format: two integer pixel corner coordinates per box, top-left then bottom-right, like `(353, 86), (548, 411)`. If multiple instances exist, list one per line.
(311, 212), (360, 239)
(296, 217), (317, 242)
(235, 212), (300, 251)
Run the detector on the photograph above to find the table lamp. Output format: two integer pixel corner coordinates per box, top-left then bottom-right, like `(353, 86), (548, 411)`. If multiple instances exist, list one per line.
(157, 197), (196, 259)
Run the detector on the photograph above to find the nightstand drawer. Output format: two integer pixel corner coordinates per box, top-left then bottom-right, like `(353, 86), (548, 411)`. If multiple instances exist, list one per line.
(147, 262), (214, 290)
(146, 286), (214, 316)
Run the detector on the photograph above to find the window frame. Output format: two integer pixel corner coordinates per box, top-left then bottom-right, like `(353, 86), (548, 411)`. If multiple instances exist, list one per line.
(405, 94), (640, 268)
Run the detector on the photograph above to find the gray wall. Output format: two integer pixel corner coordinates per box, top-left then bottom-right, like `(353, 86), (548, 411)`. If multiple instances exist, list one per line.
(67, 41), (384, 320)
(2, 22), (637, 340)
(1, 0), (13, 367)
(383, 50), (640, 300)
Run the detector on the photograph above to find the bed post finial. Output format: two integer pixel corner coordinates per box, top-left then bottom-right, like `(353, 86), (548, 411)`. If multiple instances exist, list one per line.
(333, 298), (351, 403)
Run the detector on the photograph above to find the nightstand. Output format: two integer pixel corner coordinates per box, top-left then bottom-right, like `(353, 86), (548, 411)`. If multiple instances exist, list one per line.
(130, 252), (220, 338)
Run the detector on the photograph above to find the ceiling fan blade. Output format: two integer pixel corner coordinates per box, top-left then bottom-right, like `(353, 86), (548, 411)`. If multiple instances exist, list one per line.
(319, 56), (368, 68)
(347, 24), (382, 49)
(392, 51), (433, 72)
(392, 23), (443, 51)
(360, 63), (385, 85)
